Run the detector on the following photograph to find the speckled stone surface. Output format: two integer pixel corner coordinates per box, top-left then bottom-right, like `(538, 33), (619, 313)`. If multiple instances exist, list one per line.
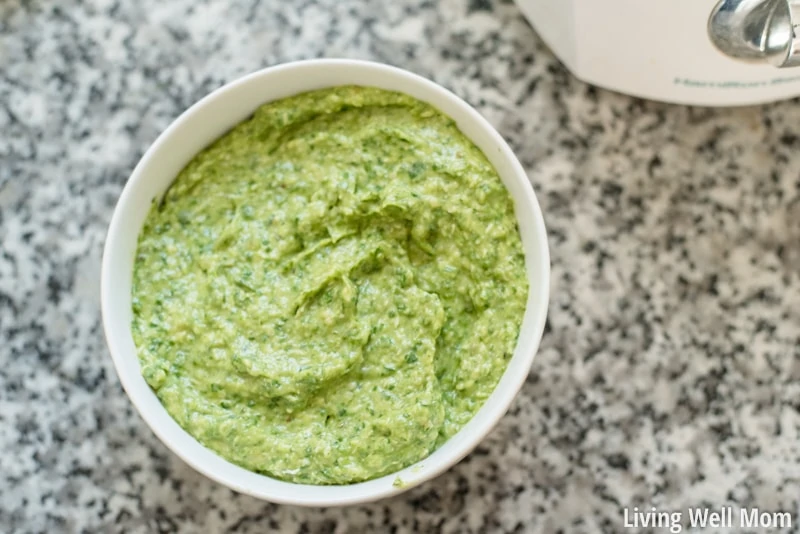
(2, 0), (800, 532)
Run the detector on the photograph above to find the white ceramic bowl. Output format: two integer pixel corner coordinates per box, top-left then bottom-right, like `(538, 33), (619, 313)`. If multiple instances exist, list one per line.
(101, 58), (550, 506)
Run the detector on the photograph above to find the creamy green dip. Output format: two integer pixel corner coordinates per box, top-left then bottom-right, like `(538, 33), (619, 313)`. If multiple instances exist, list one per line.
(131, 86), (528, 485)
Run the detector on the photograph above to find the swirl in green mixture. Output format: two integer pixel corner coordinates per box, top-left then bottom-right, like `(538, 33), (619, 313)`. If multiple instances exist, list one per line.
(132, 86), (528, 485)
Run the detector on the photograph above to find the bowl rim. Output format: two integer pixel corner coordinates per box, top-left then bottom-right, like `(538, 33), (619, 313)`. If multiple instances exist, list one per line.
(101, 58), (550, 507)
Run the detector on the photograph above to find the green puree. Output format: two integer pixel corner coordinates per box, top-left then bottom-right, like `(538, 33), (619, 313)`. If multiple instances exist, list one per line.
(132, 86), (528, 485)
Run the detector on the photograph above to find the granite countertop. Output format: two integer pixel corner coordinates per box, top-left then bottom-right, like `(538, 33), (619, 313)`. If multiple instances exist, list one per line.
(3, 0), (800, 532)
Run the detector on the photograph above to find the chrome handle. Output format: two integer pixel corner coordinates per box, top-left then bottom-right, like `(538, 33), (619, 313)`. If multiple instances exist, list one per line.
(709, 0), (800, 68)
(764, 0), (800, 66)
